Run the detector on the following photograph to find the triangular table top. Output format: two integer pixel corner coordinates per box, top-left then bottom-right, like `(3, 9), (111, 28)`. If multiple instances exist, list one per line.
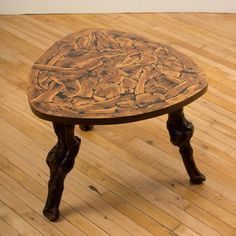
(28, 29), (207, 124)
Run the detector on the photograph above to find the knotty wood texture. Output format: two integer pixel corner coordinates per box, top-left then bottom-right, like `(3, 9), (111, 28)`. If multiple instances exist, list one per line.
(0, 13), (236, 236)
(28, 29), (207, 124)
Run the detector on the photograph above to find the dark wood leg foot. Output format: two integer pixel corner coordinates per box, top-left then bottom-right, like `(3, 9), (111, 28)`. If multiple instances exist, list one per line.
(43, 123), (81, 221)
(79, 124), (94, 131)
(167, 108), (206, 184)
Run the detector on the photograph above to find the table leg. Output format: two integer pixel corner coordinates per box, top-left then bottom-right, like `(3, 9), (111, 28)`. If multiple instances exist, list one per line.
(43, 122), (81, 221)
(79, 124), (94, 131)
(166, 108), (206, 184)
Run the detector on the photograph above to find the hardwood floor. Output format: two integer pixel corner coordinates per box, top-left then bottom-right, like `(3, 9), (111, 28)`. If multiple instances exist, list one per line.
(0, 13), (236, 236)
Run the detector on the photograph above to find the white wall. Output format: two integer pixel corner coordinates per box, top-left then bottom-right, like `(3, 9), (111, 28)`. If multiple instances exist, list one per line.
(0, 0), (236, 15)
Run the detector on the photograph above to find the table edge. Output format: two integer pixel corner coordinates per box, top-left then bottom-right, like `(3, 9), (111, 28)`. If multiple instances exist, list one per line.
(29, 84), (208, 125)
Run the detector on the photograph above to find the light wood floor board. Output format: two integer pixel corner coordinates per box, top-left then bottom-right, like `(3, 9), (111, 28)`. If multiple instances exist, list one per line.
(0, 13), (236, 236)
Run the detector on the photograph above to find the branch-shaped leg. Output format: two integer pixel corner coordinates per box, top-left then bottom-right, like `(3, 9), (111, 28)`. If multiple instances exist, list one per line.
(167, 108), (206, 184)
(43, 123), (81, 221)
(79, 124), (94, 131)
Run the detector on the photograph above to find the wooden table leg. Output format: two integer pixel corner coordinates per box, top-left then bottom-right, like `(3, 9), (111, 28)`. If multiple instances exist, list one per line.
(43, 123), (80, 221)
(166, 108), (206, 184)
(79, 124), (94, 131)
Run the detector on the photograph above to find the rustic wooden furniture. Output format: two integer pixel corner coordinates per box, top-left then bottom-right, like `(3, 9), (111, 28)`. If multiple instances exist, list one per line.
(28, 29), (208, 221)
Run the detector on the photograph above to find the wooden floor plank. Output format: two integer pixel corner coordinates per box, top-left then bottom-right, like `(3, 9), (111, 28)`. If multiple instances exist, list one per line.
(0, 218), (20, 236)
(0, 200), (43, 236)
(0, 183), (66, 236)
(78, 137), (235, 235)
(0, 155), (109, 236)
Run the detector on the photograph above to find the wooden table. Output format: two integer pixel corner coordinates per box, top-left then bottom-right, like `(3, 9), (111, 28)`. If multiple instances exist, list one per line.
(28, 29), (208, 221)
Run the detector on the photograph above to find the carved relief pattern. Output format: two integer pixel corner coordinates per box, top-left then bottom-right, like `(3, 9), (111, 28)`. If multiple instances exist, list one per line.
(28, 29), (207, 120)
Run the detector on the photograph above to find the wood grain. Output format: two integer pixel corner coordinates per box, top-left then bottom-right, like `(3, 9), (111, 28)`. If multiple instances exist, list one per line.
(28, 29), (207, 124)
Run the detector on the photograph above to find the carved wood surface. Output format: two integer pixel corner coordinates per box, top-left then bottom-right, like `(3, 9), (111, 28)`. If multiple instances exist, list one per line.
(28, 29), (207, 124)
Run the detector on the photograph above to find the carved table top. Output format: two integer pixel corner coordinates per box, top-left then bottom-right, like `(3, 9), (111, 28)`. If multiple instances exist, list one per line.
(28, 29), (207, 124)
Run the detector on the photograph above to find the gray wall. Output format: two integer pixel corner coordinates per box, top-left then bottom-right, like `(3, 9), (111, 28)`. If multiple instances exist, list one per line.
(0, 0), (236, 14)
